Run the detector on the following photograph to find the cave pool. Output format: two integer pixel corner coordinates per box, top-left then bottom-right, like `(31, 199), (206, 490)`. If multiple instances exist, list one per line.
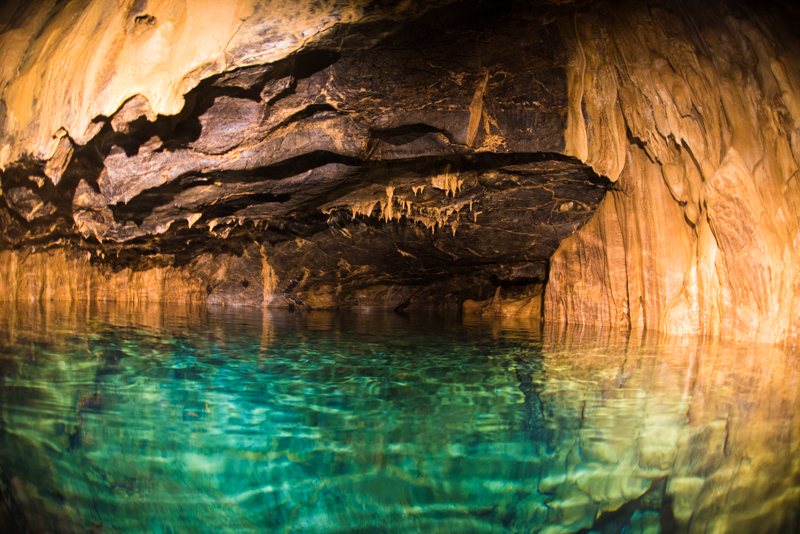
(1, 302), (798, 533)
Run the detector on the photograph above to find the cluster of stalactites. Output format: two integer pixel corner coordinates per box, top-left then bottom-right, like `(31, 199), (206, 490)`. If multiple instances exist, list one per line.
(324, 171), (480, 237)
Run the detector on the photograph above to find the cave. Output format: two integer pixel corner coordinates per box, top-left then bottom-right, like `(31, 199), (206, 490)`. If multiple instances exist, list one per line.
(1, 0), (799, 532)
(2, 0), (799, 344)
(2, 0), (799, 342)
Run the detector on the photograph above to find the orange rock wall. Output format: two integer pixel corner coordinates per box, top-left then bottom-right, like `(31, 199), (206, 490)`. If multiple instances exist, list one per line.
(2, 0), (799, 342)
(546, 2), (800, 343)
(0, 247), (274, 305)
(0, 248), (206, 303)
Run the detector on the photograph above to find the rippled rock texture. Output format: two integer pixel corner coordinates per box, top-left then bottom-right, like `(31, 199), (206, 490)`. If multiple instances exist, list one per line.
(1, 0), (799, 340)
(545, 1), (800, 343)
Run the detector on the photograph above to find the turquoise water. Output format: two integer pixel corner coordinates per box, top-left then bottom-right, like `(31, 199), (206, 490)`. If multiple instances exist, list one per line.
(0, 303), (799, 533)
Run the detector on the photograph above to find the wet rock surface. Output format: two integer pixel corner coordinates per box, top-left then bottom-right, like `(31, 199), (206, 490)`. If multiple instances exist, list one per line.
(0, 1), (607, 310)
(545, 0), (800, 343)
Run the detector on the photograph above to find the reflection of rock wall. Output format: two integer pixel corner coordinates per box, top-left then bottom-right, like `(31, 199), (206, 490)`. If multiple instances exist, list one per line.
(545, 1), (800, 343)
(1, 302), (798, 532)
(462, 284), (544, 320)
(535, 323), (800, 533)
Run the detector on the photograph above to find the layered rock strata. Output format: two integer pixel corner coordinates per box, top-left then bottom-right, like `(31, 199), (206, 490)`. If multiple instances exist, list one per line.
(0, 0), (606, 312)
(1, 0), (799, 341)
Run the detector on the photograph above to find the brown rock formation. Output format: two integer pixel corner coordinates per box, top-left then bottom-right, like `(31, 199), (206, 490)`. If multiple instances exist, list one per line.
(1, 0), (799, 341)
(0, 0), (606, 313)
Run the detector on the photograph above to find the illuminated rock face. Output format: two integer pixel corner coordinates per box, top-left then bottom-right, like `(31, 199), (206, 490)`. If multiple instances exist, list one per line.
(545, 1), (800, 343)
(1, 0), (799, 341)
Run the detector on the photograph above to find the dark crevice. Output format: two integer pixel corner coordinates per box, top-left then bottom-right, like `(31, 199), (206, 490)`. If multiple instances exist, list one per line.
(199, 193), (291, 221)
(372, 123), (449, 145)
(197, 49), (341, 110)
(291, 49), (342, 80)
(219, 150), (362, 184)
(133, 14), (156, 25)
(625, 122), (648, 152)
(109, 150), (362, 224)
(496, 276), (543, 289)
(98, 76), (269, 160)
(0, 146), (103, 234)
(267, 104), (343, 134)
(365, 152), (607, 187)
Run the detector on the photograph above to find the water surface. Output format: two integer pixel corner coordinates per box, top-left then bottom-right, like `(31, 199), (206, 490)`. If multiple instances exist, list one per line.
(0, 302), (798, 533)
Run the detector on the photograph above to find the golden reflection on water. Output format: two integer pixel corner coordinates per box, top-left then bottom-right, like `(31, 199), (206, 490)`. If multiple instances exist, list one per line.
(536, 323), (800, 533)
(0, 301), (798, 533)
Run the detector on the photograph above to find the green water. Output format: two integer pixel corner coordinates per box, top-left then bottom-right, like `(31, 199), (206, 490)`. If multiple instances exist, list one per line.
(0, 303), (798, 534)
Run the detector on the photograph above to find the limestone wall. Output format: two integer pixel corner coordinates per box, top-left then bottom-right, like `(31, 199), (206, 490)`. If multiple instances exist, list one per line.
(0, 0), (445, 172)
(545, 1), (800, 343)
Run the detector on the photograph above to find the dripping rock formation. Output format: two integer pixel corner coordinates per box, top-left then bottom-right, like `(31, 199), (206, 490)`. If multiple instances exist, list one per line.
(1, 0), (799, 342)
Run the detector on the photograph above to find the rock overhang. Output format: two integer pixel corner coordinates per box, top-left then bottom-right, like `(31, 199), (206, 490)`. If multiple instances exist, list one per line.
(0, 0), (609, 312)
